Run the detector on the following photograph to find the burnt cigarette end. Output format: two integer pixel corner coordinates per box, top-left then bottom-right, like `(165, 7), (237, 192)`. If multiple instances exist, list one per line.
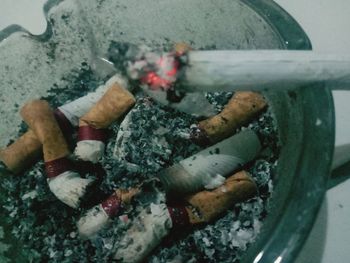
(166, 88), (186, 103)
(189, 125), (211, 146)
(167, 206), (191, 228)
(101, 192), (122, 217)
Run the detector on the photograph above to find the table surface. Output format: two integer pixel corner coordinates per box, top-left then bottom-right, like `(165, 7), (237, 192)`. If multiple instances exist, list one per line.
(1, 1), (349, 262)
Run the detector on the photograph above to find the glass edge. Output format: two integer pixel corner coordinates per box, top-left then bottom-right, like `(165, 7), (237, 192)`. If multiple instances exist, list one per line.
(241, 1), (334, 263)
(0, 0), (63, 43)
(242, 0), (312, 50)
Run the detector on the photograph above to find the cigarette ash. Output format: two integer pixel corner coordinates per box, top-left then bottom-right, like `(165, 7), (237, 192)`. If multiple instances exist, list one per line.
(205, 92), (234, 113)
(0, 68), (278, 262)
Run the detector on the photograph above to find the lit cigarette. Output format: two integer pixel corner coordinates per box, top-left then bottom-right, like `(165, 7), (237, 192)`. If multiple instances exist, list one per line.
(131, 49), (350, 92)
(158, 129), (261, 194)
(0, 76), (118, 175)
(114, 171), (256, 263)
(20, 100), (93, 208)
(127, 42), (191, 91)
(75, 76), (135, 163)
(191, 92), (267, 145)
(77, 187), (140, 239)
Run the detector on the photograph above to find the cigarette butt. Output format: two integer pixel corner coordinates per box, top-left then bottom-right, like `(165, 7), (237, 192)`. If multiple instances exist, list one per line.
(0, 130), (42, 174)
(115, 172), (256, 263)
(76, 80), (135, 162)
(0, 81), (117, 175)
(184, 171), (257, 224)
(20, 100), (70, 162)
(20, 100), (93, 208)
(79, 82), (135, 129)
(158, 130), (261, 194)
(0, 108), (73, 174)
(191, 91), (267, 145)
(1, 76), (120, 173)
(77, 187), (140, 238)
(114, 203), (173, 263)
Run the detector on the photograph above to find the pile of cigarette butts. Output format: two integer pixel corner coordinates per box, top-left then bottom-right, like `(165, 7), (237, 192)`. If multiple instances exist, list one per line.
(0, 44), (269, 263)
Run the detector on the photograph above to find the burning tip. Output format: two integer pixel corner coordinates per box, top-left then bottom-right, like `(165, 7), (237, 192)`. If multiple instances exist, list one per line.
(127, 45), (187, 91)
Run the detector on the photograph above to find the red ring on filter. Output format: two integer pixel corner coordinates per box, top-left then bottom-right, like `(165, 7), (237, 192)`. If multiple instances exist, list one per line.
(101, 192), (122, 217)
(77, 126), (107, 142)
(45, 157), (73, 178)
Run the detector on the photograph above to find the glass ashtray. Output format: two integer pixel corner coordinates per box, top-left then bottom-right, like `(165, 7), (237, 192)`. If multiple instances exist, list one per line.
(0, 0), (334, 262)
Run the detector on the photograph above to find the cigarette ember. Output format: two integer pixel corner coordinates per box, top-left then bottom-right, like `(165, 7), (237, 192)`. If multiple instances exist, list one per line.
(127, 45), (186, 91)
(0, 47), (279, 263)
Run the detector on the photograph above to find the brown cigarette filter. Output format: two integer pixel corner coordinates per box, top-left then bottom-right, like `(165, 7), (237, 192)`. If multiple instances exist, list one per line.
(184, 171), (257, 225)
(193, 92), (267, 145)
(0, 109), (73, 175)
(0, 130), (42, 174)
(79, 83), (136, 129)
(20, 100), (70, 162)
(174, 42), (192, 56)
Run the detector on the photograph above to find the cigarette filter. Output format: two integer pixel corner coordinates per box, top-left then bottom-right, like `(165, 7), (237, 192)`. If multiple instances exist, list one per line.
(0, 75), (120, 175)
(75, 76), (135, 163)
(20, 100), (93, 208)
(0, 130), (41, 174)
(191, 91), (267, 145)
(183, 171), (257, 224)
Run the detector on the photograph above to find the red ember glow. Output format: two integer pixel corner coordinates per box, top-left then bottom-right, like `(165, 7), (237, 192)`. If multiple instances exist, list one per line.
(140, 55), (180, 90)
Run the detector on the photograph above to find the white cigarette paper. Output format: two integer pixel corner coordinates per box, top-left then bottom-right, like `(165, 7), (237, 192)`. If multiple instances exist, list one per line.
(77, 204), (110, 239)
(114, 203), (172, 263)
(48, 171), (94, 209)
(183, 50), (350, 92)
(158, 129), (261, 194)
(75, 140), (105, 164)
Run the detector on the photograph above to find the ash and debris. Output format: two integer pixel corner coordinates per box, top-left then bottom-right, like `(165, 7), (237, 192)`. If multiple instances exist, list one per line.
(0, 49), (278, 262)
(205, 92), (234, 113)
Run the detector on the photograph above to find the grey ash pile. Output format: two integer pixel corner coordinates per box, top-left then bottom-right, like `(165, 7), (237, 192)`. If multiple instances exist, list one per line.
(0, 68), (278, 263)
